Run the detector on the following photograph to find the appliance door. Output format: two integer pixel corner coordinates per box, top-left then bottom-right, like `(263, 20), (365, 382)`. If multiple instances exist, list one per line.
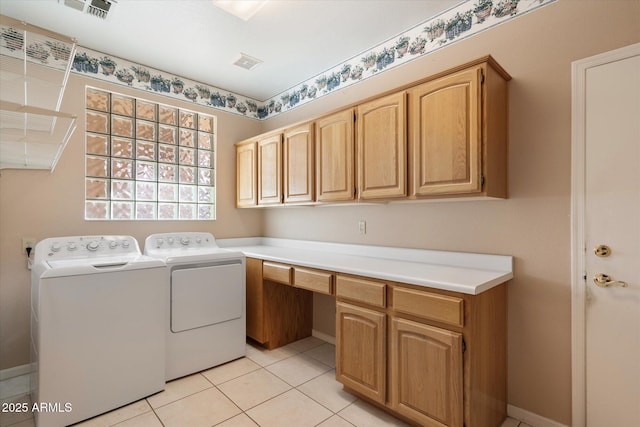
(171, 260), (244, 333)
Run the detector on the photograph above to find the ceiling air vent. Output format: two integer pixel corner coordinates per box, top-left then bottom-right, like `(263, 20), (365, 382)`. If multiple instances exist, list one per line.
(60, 0), (116, 20)
(232, 53), (263, 71)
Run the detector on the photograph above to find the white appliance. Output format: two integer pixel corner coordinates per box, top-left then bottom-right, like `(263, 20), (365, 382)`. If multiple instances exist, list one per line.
(30, 235), (166, 427)
(144, 232), (246, 380)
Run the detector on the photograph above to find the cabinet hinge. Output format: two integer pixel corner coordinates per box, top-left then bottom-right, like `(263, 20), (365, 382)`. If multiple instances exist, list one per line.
(462, 338), (466, 354)
(480, 175), (485, 188)
(480, 69), (485, 84)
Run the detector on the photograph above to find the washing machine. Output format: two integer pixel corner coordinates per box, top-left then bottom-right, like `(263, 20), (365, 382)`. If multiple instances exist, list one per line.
(144, 232), (246, 380)
(30, 235), (166, 427)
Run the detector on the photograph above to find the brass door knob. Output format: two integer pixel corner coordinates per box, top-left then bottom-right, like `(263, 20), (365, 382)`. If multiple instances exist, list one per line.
(593, 273), (629, 288)
(594, 244), (612, 257)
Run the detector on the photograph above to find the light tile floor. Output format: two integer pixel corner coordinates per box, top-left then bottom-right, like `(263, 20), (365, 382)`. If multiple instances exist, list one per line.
(0, 337), (530, 427)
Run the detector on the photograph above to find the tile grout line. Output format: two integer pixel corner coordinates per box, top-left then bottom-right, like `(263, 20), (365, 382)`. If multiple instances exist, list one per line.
(145, 384), (216, 412)
(207, 359), (339, 426)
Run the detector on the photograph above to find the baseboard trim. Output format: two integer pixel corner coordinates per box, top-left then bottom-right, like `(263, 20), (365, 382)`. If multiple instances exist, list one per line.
(508, 404), (569, 427)
(0, 364), (30, 381)
(312, 329), (335, 345)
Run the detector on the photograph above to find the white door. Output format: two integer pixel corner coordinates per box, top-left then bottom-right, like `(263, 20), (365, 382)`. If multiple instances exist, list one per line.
(574, 44), (640, 427)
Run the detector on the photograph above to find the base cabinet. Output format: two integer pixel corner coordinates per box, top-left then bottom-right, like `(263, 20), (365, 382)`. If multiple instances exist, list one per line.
(245, 258), (312, 349)
(336, 301), (386, 404)
(390, 317), (463, 427)
(335, 275), (507, 427)
(246, 260), (507, 427)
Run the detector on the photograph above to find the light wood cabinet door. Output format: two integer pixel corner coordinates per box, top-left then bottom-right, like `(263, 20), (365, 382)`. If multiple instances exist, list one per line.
(284, 122), (315, 203)
(390, 317), (463, 427)
(257, 133), (283, 205)
(245, 257), (264, 342)
(236, 141), (257, 207)
(315, 109), (355, 202)
(357, 91), (407, 199)
(336, 301), (386, 404)
(409, 66), (482, 196)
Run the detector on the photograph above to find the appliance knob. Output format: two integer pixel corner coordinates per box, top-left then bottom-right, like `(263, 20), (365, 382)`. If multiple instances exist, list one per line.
(51, 243), (61, 252)
(109, 241), (119, 249)
(87, 241), (100, 251)
(157, 238), (164, 246)
(168, 238), (174, 244)
(121, 240), (130, 248)
(196, 237), (202, 244)
(67, 242), (77, 251)
(180, 237), (190, 246)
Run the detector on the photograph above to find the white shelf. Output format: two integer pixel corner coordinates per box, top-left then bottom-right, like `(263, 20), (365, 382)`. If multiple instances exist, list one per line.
(0, 14), (77, 171)
(0, 101), (76, 170)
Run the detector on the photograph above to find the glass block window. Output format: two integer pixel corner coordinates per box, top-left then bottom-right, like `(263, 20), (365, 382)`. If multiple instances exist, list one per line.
(85, 87), (216, 220)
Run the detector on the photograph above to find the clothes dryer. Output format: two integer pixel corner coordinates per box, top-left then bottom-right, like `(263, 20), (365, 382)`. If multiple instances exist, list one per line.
(144, 232), (245, 380)
(30, 235), (166, 427)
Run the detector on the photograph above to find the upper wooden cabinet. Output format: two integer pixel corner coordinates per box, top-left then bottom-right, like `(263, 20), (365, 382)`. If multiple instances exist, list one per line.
(235, 56), (510, 208)
(357, 91), (407, 199)
(284, 123), (315, 203)
(408, 60), (509, 198)
(257, 133), (283, 205)
(315, 109), (355, 202)
(235, 140), (257, 208)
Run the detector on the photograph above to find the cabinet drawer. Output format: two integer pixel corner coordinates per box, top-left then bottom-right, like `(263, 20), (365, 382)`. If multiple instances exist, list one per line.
(294, 268), (333, 295)
(336, 275), (386, 308)
(392, 287), (464, 327)
(263, 261), (292, 285)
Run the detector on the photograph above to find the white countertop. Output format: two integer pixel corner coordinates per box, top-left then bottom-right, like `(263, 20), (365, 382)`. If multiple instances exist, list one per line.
(217, 238), (513, 295)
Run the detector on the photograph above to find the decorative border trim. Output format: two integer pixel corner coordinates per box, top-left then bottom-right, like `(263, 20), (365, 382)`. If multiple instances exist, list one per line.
(67, 0), (555, 120)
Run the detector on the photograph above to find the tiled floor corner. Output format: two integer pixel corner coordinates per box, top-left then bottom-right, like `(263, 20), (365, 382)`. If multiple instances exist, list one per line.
(0, 337), (527, 427)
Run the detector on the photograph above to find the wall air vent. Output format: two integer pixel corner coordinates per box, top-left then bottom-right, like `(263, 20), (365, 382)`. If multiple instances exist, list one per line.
(59, 0), (116, 20)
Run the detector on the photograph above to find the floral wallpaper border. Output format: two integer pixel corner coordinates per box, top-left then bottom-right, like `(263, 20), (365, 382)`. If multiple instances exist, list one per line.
(61, 0), (555, 120)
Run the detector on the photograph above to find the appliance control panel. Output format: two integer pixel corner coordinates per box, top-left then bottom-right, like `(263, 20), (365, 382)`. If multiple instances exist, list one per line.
(146, 232), (217, 251)
(35, 236), (141, 262)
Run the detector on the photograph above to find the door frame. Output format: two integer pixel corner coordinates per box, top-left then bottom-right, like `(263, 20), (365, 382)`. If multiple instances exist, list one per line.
(570, 42), (640, 427)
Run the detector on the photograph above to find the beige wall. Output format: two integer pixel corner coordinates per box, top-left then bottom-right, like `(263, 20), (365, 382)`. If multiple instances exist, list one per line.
(0, 74), (263, 370)
(1, 0), (638, 425)
(258, 1), (640, 425)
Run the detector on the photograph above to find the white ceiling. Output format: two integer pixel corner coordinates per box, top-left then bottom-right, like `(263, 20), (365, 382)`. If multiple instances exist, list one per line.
(0, 0), (461, 100)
